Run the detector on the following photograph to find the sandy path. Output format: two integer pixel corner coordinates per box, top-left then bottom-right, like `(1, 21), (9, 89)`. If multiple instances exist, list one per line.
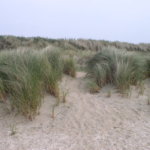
(0, 72), (150, 150)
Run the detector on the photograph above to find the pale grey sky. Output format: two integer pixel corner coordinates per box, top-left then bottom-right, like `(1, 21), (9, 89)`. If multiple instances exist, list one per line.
(0, 0), (149, 43)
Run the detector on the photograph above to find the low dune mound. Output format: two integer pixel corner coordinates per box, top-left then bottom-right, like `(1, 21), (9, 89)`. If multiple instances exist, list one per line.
(0, 72), (150, 150)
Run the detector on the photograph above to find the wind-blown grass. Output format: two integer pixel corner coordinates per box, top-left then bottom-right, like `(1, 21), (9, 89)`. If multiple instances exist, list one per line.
(0, 49), (64, 119)
(63, 57), (76, 77)
(87, 47), (148, 94)
(87, 80), (100, 93)
(0, 51), (43, 119)
(46, 50), (63, 80)
(45, 50), (63, 97)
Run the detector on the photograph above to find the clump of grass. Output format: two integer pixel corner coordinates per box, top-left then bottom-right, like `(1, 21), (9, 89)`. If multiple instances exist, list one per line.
(121, 88), (132, 98)
(87, 80), (100, 93)
(0, 52), (44, 119)
(63, 57), (76, 77)
(87, 47), (147, 94)
(61, 89), (69, 103)
(45, 50), (64, 97)
(46, 69), (60, 97)
(51, 96), (61, 119)
(0, 49), (64, 119)
(87, 48), (116, 88)
(10, 124), (17, 136)
(46, 50), (63, 80)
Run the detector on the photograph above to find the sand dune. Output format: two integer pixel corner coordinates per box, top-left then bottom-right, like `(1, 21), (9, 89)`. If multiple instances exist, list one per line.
(0, 72), (150, 150)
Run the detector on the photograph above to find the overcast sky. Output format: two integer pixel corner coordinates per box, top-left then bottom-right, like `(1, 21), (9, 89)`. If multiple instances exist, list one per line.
(0, 0), (149, 43)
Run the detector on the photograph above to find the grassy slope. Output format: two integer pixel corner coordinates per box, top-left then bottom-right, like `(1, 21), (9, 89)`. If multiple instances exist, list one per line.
(0, 49), (76, 119)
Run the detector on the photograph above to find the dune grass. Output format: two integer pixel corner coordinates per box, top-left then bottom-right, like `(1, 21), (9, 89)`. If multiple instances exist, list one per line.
(87, 47), (149, 94)
(0, 48), (77, 119)
(0, 45), (148, 118)
(63, 57), (76, 77)
(0, 51), (45, 119)
(0, 49), (64, 119)
(87, 80), (100, 93)
(44, 50), (63, 97)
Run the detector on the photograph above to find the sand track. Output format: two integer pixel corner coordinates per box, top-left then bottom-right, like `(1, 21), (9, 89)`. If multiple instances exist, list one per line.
(0, 72), (150, 150)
